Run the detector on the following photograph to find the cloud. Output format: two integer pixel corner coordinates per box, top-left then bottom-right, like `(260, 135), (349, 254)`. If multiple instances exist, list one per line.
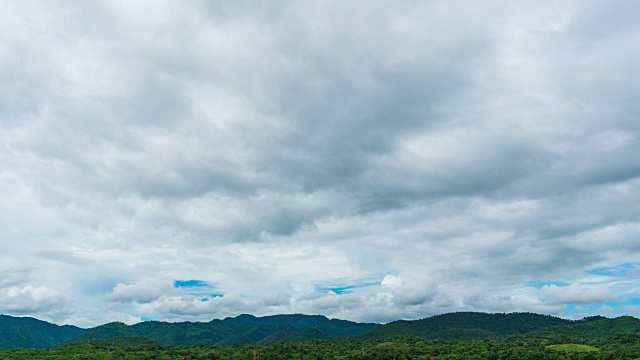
(0, 267), (32, 287)
(0, 286), (64, 314)
(137, 293), (251, 320)
(106, 281), (175, 304)
(381, 275), (402, 288)
(1, 0), (640, 326)
(541, 284), (616, 305)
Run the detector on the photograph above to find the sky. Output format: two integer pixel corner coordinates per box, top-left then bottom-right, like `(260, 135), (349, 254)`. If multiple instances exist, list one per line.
(1, 1), (640, 328)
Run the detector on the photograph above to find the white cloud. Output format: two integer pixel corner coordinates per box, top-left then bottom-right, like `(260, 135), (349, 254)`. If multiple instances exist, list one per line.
(106, 281), (175, 304)
(381, 275), (402, 288)
(1, 0), (639, 326)
(0, 267), (32, 287)
(0, 286), (63, 314)
(541, 284), (616, 305)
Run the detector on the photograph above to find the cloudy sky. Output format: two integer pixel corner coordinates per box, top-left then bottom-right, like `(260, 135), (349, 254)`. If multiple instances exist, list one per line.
(1, 1), (640, 328)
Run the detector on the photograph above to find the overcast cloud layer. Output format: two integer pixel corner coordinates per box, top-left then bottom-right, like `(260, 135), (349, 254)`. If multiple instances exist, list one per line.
(1, 1), (640, 327)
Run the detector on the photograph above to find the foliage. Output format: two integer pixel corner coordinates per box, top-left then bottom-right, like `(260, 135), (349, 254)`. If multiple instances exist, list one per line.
(70, 314), (378, 346)
(3, 311), (640, 360)
(529, 315), (640, 341)
(546, 344), (599, 353)
(361, 312), (571, 341)
(0, 315), (86, 349)
(1, 335), (640, 359)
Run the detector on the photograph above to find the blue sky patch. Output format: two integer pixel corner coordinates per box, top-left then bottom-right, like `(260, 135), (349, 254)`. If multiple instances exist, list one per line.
(564, 304), (602, 317)
(562, 296), (640, 318)
(315, 273), (387, 295)
(174, 280), (209, 288)
(601, 297), (640, 308)
(525, 280), (570, 288)
(201, 293), (223, 302)
(586, 262), (639, 276)
(325, 285), (357, 295)
(317, 280), (381, 295)
(627, 297), (640, 306)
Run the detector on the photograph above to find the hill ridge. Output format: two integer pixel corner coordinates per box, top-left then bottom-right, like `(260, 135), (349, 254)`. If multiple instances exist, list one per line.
(70, 313), (378, 346)
(0, 314), (86, 350)
(2, 312), (639, 349)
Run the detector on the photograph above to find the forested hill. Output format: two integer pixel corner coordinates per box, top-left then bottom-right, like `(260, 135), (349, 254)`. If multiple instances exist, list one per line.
(360, 312), (572, 340)
(361, 312), (640, 341)
(0, 315), (86, 349)
(529, 315), (640, 340)
(225, 314), (378, 339)
(70, 314), (379, 346)
(3, 312), (640, 350)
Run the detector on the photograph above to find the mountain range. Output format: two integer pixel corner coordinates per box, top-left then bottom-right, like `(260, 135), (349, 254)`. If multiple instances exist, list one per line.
(1, 312), (639, 350)
(0, 313), (377, 349)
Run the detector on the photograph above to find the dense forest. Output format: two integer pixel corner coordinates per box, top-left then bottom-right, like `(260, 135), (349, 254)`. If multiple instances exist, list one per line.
(1, 312), (639, 359)
(0, 314), (377, 349)
(2, 334), (640, 359)
(0, 315), (85, 350)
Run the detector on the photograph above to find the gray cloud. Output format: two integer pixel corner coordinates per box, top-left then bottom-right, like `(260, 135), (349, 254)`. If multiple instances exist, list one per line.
(1, 1), (639, 326)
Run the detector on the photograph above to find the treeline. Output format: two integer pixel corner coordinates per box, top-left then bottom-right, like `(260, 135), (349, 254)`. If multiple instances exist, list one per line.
(2, 312), (640, 359)
(1, 334), (640, 359)
(71, 314), (379, 347)
(360, 312), (572, 341)
(0, 314), (378, 350)
(67, 312), (640, 347)
(0, 315), (84, 350)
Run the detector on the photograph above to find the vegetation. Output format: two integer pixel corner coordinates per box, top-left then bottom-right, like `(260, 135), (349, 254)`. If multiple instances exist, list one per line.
(72, 314), (378, 346)
(1, 334), (640, 359)
(1, 312), (640, 358)
(361, 312), (571, 341)
(546, 343), (599, 353)
(0, 315), (85, 349)
(529, 315), (640, 341)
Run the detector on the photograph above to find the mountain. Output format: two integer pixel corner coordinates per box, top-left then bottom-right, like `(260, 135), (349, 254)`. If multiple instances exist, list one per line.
(70, 314), (379, 346)
(3, 312), (640, 350)
(360, 312), (571, 340)
(529, 315), (640, 340)
(71, 322), (138, 340)
(258, 327), (331, 344)
(0, 314), (86, 349)
(225, 314), (378, 339)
